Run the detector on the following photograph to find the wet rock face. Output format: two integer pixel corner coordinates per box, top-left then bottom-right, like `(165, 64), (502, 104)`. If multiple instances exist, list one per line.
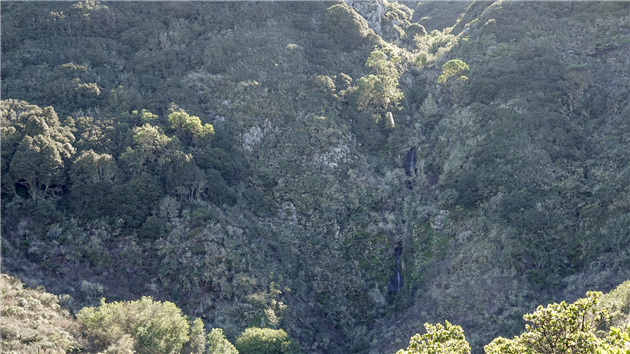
(404, 147), (416, 177)
(388, 243), (404, 293)
(388, 270), (403, 293)
(344, 0), (388, 36)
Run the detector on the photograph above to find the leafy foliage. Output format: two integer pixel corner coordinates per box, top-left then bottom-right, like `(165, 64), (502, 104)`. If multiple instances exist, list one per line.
(167, 107), (214, 150)
(1, 2), (629, 354)
(2, 101), (75, 200)
(77, 296), (193, 354)
(352, 50), (403, 150)
(396, 321), (471, 354)
(486, 292), (609, 354)
(437, 60), (469, 104)
(207, 328), (239, 354)
(396, 289), (630, 354)
(562, 64), (592, 112)
(356, 51), (403, 115)
(235, 327), (301, 354)
(0, 274), (82, 353)
(323, 3), (371, 50)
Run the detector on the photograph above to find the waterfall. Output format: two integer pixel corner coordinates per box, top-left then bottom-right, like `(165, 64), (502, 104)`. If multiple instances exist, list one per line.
(388, 243), (404, 293)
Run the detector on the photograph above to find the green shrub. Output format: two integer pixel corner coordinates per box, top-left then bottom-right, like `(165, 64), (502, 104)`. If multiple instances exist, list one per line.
(242, 186), (273, 216)
(0, 274), (82, 353)
(437, 60), (469, 104)
(336, 73), (353, 91)
(427, 30), (456, 54)
(197, 147), (239, 182)
(77, 296), (192, 354)
(207, 328), (238, 354)
(167, 108), (214, 150)
(485, 292), (610, 354)
(406, 23), (427, 47)
(108, 173), (164, 228)
(4, 102), (75, 201)
(183, 318), (206, 354)
(598, 280), (630, 329)
(138, 215), (167, 240)
(314, 75), (336, 94)
(69, 149), (120, 218)
(206, 168), (238, 207)
(395, 321), (470, 354)
(323, 4), (370, 50)
(596, 1), (630, 17)
(235, 327), (301, 354)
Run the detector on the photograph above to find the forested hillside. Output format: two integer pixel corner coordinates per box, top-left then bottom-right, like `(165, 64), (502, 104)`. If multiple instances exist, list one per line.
(1, 1), (629, 353)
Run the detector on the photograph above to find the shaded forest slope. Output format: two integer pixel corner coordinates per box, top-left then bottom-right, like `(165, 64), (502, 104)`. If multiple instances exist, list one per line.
(1, 1), (629, 353)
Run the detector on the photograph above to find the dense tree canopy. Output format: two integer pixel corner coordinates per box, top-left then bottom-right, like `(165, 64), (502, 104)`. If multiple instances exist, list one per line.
(1, 1), (629, 354)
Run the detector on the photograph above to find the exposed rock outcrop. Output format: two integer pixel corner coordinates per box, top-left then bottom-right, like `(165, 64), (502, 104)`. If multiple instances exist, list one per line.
(344, 0), (388, 36)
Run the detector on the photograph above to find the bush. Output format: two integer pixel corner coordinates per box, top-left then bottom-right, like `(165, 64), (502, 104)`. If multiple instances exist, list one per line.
(314, 75), (336, 94)
(197, 147), (239, 183)
(437, 60), (469, 104)
(108, 173), (164, 228)
(485, 292), (610, 354)
(167, 108), (214, 149)
(235, 327), (301, 354)
(77, 296), (193, 354)
(406, 23), (427, 38)
(0, 274), (82, 353)
(351, 111), (387, 152)
(323, 4), (370, 50)
(138, 215), (167, 240)
(207, 328), (238, 354)
(395, 321), (470, 354)
(206, 168), (238, 207)
(69, 150), (120, 218)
